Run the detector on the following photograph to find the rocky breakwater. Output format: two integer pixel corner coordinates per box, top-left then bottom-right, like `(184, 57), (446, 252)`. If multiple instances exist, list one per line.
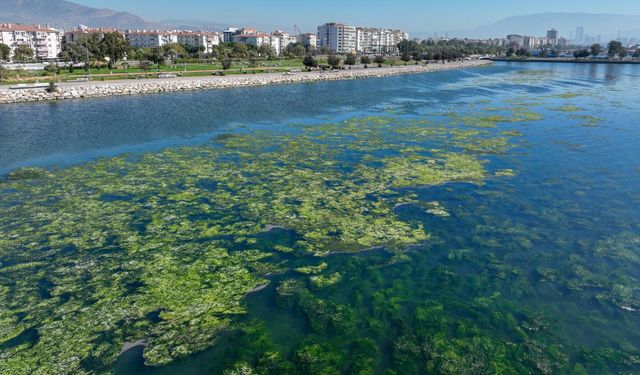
(0, 60), (491, 104)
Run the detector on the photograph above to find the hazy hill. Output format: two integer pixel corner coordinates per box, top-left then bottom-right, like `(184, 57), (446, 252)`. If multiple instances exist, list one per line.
(453, 12), (640, 40)
(0, 0), (164, 29)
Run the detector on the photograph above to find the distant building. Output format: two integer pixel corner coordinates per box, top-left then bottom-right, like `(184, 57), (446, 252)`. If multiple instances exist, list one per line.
(64, 25), (118, 45)
(357, 28), (408, 54)
(317, 22), (357, 53)
(507, 34), (524, 49)
(125, 31), (178, 48)
(175, 32), (221, 54)
(546, 29), (558, 46)
(222, 27), (240, 43)
(557, 37), (568, 47)
(124, 30), (220, 52)
(271, 30), (297, 53)
(233, 33), (281, 55)
(0, 23), (62, 60)
(575, 26), (584, 45)
(297, 33), (317, 48)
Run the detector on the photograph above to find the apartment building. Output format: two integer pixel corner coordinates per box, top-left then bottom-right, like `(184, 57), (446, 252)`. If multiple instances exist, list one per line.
(125, 31), (178, 48)
(233, 33), (282, 55)
(317, 22), (357, 53)
(356, 28), (409, 54)
(64, 25), (118, 45)
(175, 32), (221, 54)
(297, 33), (317, 48)
(271, 30), (297, 53)
(0, 23), (62, 60)
(124, 30), (220, 53)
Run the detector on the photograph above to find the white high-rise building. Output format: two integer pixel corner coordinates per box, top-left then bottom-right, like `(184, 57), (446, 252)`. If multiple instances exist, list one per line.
(317, 22), (357, 53)
(0, 23), (62, 60)
(355, 27), (409, 54)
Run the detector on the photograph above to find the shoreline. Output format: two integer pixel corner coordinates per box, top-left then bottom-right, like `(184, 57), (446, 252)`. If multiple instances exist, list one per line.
(0, 60), (491, 104)
(491, 58), (640, 65)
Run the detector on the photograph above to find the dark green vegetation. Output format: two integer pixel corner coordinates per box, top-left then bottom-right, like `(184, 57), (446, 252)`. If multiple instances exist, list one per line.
(1, 64), (640, 374)
(396, 39), (505, 61)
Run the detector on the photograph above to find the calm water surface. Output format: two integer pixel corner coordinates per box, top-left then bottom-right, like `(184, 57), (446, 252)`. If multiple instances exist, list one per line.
(1, 62), (639, 374)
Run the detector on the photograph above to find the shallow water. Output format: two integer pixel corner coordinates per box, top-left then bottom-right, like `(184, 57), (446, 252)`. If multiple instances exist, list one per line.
(1, 62), (640, 374)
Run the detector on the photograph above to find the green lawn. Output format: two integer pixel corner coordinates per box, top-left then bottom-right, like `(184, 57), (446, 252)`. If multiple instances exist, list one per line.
(1, 57), (411, 85)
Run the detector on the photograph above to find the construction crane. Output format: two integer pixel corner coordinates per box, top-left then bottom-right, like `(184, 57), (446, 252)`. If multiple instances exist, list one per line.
(294, 25), (304, 37)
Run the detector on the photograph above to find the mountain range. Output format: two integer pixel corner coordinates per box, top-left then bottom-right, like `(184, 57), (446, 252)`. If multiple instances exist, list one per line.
(0, 0), (639, 41)
(451, 12), (640, 40)
(0, 0), (166, 29)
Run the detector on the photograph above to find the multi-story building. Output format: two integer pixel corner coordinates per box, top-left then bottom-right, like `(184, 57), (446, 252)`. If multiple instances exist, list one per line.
(175, 32), (221, 54)
(125, 31), (178, 48)
(233, 33), (282, 55)
(575, 26), (584, 45)
(297, 33), (317, 49)
(317, 22), (357, 53)
(507, 34), (524, 49)
(222, 27), (240, 43)
(271, 30), (297, 53)
(125, 30), (221, 53)
(546, 29), (558, 46)
(0, 23), (62, 60)
(64, 25), (118, 45)
(354, 27), (408, 54)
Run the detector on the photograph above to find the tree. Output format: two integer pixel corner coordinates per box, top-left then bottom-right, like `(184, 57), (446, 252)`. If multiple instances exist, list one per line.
(222, 58), (233, 70)
(344, 53), (357, 66)
(327, 54), (341, 69)
(360, 56), (372, 67)
(634, 49), (640, 59)
(374, 55), (385, 67)
(0, 43), (10, 61)
(131, 48), (149, 64)
(59, 42), (90, 70)
(0, 66), (9, 84)
(100, 32), (130, 69)
(258, 44), (276, 59)
(285, 43), (306, 58)
(148, 47), (165, 69)
(302, 55), (317, 70)
(400, 52), (411, 65)
(515, 48), (530, 58)
(573, 49), (590, 59)
(13, 45), (34, 62)
(590, 43), (603, 58)
(607, 41), (625, 59)
(139, 60), (152, 75)
(412, 52), (423, 65)
(232, 43), (249, 59)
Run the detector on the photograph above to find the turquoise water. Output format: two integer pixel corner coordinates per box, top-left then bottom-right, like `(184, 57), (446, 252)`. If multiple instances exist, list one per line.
(1, 62), (639, 374)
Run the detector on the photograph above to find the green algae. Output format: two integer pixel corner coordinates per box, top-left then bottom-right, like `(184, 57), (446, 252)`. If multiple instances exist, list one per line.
(0, 113), (514, 373)
(569, 114), (602, 127)
(550, 105), (584, 112)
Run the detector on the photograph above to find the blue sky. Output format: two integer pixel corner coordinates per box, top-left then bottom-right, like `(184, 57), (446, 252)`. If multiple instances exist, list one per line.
(72, 0), (640, 33)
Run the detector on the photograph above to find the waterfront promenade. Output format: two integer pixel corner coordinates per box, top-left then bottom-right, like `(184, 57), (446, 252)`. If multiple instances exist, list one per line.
(0, 60), (491, 104)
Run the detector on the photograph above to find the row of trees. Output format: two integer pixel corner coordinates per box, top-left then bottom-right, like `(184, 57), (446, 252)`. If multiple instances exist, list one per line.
(301, 54), (388, 70)
(504, 41), (639, 60)
(396, 39), (505, 62)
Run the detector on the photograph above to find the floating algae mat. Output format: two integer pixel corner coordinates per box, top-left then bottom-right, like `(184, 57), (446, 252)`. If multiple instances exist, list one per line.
(1, 62), (640, 374)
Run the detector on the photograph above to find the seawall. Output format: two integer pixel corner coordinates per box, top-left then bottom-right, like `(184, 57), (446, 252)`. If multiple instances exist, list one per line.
(0, 60), (492, 104)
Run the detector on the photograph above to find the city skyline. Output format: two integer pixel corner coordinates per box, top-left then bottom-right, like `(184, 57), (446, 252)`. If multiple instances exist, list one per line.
(70, 0), (640, 34)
